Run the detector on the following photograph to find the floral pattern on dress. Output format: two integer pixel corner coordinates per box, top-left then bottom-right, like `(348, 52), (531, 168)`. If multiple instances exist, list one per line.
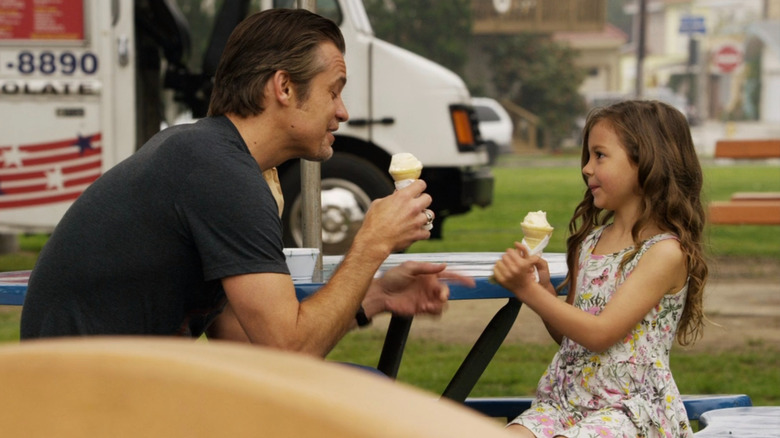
(509, 226), (691, 438)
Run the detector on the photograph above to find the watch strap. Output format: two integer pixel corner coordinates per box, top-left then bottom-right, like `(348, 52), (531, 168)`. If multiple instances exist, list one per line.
(355, 304), (372, 327)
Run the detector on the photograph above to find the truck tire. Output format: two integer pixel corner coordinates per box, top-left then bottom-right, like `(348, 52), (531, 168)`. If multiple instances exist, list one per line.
(280, 152), (394, 255)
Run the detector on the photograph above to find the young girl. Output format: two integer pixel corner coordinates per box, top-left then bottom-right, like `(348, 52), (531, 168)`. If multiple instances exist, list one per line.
(493, 100), (707, 438)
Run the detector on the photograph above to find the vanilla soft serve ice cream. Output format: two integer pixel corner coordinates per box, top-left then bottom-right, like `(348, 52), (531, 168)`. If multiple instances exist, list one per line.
(522, 210), (552, 229)
(388, 152), (432, 230)
(388, 153), (423, 189)
(521, 210), (554, 252)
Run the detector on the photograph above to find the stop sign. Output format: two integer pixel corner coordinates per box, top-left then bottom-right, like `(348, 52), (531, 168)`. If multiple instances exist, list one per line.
(712, 44), (743, 74)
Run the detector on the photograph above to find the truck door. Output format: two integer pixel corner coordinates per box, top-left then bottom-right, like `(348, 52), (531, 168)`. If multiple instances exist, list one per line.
(0, 0), (135, 232)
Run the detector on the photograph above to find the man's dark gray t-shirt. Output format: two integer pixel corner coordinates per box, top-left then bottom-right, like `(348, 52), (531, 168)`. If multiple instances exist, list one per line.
(20, 116), (289, 338)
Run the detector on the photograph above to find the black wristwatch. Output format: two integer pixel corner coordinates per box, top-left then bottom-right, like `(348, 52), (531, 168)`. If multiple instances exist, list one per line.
(355, 305), (372, 327)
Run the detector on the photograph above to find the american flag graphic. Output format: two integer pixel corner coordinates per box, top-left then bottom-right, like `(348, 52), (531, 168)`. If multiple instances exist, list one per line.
(0, 133), (102, 209)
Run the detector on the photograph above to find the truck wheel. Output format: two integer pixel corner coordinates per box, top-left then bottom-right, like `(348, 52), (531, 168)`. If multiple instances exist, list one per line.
(280, 152), (394, 255)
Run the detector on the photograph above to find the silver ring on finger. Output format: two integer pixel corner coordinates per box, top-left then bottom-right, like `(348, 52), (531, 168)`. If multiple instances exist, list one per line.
(423, 210), (434, 231)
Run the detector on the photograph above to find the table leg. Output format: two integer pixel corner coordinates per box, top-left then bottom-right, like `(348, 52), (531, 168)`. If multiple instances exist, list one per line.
(376, 314), (413, 378)
(441, 298), (522, 403)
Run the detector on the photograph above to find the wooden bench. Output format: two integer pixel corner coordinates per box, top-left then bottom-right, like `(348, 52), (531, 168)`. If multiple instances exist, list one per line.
(463, 394), (753, 424)
(713, 139), (780, 159)
(709, 139), (780, 225)
(709, 193), (780, 225)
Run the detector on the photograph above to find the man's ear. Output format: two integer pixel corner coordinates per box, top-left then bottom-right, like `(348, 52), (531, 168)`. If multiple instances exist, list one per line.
(272, 70), (293, 107)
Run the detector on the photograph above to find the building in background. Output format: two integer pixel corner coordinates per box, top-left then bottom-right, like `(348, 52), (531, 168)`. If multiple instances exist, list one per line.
(465, 0), (777, 150)
(470, 0), (778, 124)
(553, 24), (628, 95)
(747, 1), (780, 124)
(620, 0), (779, 123)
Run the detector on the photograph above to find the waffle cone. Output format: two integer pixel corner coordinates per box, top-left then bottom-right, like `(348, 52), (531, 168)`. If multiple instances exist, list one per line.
(389, 168), (421, 181)
(521, 224), (553, 250)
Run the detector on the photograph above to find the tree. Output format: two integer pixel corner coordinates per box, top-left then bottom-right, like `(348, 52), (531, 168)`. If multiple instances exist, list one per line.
(363, 1), (586, 149)
(175, 0), (221, 72)
(363, 0), (472, 75)
(483, 34), (587, 148)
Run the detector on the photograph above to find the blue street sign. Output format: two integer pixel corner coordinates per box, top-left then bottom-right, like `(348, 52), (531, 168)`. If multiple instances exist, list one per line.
(680, 15), (706, 34)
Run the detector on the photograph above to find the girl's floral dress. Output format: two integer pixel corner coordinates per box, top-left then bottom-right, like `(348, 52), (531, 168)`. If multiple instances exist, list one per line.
(508, 226), (692, 438)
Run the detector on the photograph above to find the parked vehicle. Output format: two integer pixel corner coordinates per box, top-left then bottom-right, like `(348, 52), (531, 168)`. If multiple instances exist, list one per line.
(471, 97), (514, 164)
(0, 0), (493, 254)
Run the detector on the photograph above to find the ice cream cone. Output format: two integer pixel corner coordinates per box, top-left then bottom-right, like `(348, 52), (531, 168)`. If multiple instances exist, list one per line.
(521, 224), (554, 251)
(520, 210), (553, 253)
(389, 168), (422, 182)
(389, 153), (423, 190)
(388, 153), (432, 230)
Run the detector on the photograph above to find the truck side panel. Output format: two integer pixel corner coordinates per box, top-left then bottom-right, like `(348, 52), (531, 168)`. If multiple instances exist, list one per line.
(0, 0), (135, 232)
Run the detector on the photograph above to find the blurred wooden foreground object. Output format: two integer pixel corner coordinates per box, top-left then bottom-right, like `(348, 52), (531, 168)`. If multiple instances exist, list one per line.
(0, 338), (514, 438)
(709, 139), (780, 225)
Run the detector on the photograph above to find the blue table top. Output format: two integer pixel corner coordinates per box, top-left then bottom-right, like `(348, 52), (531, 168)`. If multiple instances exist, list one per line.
(296, 252), (567, 300)
(0, 271), (27, 306)
(0, 252), (568, 306)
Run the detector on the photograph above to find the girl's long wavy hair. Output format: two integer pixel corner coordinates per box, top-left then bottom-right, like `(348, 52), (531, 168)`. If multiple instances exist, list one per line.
(561, 100), (707, 346)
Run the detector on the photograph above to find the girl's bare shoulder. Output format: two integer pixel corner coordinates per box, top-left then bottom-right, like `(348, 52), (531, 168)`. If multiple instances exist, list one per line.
(636, 238), (687, 291)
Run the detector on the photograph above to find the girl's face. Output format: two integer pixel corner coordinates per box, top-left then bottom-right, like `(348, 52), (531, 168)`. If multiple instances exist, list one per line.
(582, 120), (641, 213)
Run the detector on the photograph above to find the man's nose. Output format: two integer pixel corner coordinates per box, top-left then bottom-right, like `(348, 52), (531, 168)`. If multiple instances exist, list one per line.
(336, 100), (349, 123)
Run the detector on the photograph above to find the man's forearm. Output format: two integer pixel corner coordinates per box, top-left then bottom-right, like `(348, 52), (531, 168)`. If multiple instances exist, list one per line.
(295, 236), (391, 356)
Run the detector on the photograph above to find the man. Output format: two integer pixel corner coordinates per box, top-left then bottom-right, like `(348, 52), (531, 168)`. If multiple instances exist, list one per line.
(20, 9), (472, 357)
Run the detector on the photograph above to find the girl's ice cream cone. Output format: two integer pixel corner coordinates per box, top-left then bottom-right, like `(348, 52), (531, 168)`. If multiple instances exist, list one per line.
(521, 211), (553, 254)
(521, 225), (553, 250)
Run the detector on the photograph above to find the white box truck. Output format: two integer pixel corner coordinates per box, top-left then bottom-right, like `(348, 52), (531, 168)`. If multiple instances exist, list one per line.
(0, 0), (493, 254)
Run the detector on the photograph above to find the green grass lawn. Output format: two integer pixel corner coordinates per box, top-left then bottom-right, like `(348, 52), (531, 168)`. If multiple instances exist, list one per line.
(1, 161), (778, 407)
(409, 162), (780, 258)
(326, 330), (780, 407)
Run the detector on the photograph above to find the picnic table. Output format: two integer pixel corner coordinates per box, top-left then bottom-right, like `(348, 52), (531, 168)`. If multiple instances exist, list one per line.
(696, 406), (780, 437)
(303, 252), (567, 401)
(0, 252), (567, 404)
(2, 252), (767, 432)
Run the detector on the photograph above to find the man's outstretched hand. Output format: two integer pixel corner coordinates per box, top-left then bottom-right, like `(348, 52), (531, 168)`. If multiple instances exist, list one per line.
(374, 261), (476, 317)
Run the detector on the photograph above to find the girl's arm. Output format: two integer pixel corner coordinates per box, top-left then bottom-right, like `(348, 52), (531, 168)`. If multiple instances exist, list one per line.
(530, 257), (569, 344)
(538, 262), (578, 345)
(494, 240), (687, 353)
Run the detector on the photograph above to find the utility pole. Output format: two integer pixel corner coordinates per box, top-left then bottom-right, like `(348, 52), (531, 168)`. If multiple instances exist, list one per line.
(634, 0), (647, 98)
(298, 0), (323, 281)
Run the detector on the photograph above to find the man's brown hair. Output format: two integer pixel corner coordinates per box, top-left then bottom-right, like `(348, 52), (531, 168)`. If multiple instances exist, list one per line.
(208, 8), (345, 117)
